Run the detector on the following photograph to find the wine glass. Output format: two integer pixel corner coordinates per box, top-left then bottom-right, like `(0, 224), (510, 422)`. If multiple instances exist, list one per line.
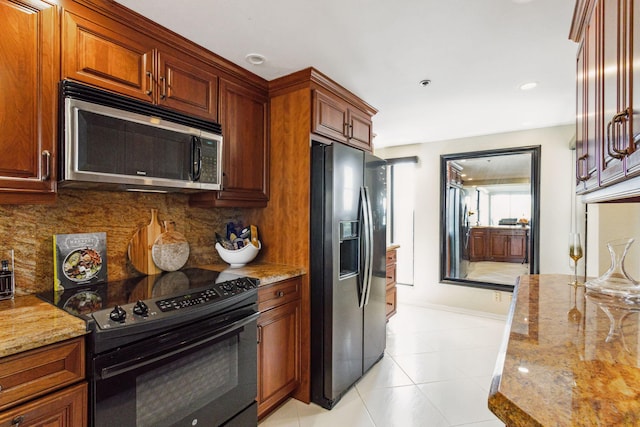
(569, 232), (583, 286)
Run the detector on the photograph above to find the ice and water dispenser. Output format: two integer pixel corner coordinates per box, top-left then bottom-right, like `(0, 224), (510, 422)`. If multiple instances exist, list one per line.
(339, 220), (359, 278)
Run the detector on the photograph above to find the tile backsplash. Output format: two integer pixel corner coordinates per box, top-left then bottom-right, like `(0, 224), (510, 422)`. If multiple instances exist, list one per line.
(0, 189), (243, 294)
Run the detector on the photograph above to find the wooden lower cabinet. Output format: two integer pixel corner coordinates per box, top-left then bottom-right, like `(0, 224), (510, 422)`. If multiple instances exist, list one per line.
(386, 246), (398, 320)
(0, 337), (86, 427)
(469, 227), (528, 263)
(257, 277), (301, 418)
(0, 383), (86, 427)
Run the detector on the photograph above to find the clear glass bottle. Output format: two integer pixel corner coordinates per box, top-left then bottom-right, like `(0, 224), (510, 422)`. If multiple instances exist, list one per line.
(585, 238), (640, 297)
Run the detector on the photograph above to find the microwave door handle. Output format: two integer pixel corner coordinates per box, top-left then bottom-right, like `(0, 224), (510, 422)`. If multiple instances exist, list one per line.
(192, 136), (202, 181)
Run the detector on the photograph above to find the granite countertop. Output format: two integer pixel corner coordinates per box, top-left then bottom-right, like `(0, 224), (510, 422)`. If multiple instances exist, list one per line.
(489, 274), (640, 426)
(0, 262), (304, 360)
(0, 294), (87, 359)
(198, 261), (305, 286)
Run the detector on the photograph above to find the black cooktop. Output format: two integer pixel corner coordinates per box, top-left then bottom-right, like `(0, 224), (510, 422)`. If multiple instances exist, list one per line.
(38, 267), (258, 328)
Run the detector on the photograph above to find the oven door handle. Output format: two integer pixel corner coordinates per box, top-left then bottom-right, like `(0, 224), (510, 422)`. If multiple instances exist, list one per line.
(99, 312), (260, 380)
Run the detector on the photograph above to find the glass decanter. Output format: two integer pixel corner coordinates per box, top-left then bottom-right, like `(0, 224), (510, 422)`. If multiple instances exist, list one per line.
(585, 238), (640, 297)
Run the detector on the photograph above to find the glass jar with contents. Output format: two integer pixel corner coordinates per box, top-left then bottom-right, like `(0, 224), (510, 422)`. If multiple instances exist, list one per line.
(0, 257), (14, 300)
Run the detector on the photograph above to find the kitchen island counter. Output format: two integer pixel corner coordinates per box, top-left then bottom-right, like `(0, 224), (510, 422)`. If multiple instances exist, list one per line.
(0, 294), (87, 358)
(489, 274), (640, 426)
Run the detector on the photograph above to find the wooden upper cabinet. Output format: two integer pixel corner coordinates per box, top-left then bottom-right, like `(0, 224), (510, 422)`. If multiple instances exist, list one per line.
(157, 51), (218, 121)
(571, 0), (640, 196)
(622, 0), (640, 175)
(0, 0), (58, 203)
(575, 9), (599, 194)
(312, 89), (373, 150)
(190, 78), (269, 207)
(62, 10), (218, 121)
(62, 10), (154, 102)
(313, 90), (349, 143)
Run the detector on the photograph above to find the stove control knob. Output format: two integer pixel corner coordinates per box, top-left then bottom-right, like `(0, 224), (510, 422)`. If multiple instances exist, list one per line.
(109, 305), (127, 322)
(133, 300), (149, 316)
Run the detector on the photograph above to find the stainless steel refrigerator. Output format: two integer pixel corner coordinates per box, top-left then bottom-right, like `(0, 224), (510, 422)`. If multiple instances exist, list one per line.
(310, 141), (387, 409)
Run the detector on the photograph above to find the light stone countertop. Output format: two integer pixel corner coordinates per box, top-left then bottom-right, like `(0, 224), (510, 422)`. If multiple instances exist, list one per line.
(199, 261), (306, 286)
(489, 274), (640, 426)
(0, 294), (87, 358)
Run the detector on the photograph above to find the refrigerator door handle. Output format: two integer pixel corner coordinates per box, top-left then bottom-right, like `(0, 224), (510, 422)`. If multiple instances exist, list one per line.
(359, 186), (371, 309)
(363, 186), (374, 306)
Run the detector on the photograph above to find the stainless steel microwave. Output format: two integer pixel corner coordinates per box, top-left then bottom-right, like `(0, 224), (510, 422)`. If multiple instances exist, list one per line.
(59, 81), (223, 193)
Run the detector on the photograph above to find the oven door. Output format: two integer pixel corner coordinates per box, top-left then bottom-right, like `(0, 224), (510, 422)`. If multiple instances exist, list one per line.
(91, 311), (259, 427)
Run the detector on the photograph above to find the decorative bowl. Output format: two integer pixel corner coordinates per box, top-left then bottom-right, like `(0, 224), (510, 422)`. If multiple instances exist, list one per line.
(215, 241), (261, 267)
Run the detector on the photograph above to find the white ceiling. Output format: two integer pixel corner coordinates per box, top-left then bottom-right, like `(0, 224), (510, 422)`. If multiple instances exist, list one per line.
(114, 0), (578, 148)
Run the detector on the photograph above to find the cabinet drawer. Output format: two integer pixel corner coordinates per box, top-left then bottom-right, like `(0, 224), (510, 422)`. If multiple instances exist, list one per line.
(385, 286), (397, 319)
(386, 250), (397, 266)
(386, 265), (396, 287)
(258, 277), (301, 312)
(0, 338), (84, 412)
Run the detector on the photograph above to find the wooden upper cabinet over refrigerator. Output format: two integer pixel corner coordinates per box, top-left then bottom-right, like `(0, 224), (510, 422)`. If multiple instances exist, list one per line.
(62, 10), (218, 121)
(0, 0), (58, 203)
(312, 88), (374, 151)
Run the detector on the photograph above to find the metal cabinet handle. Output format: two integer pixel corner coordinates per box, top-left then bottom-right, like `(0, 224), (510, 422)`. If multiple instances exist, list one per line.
(41, 150), (51, 181)
(11, 415), (24, 426)
(257, 325), (262, 344)
(145, 71), (153, 96)
(607, 110), (630, 159)
(576, 154), (590, 182)
(159, 76), (167, 100)
(276, 290), (285, 298)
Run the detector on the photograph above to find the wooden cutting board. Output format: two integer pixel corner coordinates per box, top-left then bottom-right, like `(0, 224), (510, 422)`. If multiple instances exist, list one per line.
(128, 209), (164, 275)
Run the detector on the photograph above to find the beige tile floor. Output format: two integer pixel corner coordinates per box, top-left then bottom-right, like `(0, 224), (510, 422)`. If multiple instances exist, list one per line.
(259, 303), (507, 427)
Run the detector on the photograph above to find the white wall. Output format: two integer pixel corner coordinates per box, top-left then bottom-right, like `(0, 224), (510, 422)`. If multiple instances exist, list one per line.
(586, 203), (640, 280)
(375, 124), (575, 315)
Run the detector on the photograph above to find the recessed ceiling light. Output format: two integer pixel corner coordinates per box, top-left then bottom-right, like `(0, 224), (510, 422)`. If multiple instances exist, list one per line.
(418, 79), (431, 87)
(245, 53), (266, 65)
(519, 81), (538, 91)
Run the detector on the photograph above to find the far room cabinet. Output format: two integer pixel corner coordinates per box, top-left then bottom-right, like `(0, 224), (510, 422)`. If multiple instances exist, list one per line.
(0, 0), (58, 203)
(63, 10), (218, 121)
(257, 277), (301, 419)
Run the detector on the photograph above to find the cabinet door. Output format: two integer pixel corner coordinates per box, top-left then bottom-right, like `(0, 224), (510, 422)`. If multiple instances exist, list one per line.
(0, 383), (87, 427)
(62, 11), (154, 102)
(576, 10), (599, 193)
(217, 79), (269, 205)
(508, 233), (527, 260)
(348, 108), (373, 151)
(0, 0), (57, 201)
(489, 233), (509, 261)
(312, 90), (348, 143)
(257, 299), (300, 418)
(469, 229), (487, 261)
(623, 0), (640, 175)
(156, 51), (218, 121)
(599, 0), (626, 185)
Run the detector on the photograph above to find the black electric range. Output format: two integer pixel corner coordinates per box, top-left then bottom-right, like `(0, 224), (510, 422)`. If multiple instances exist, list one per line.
(38, 267), (259, 353)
